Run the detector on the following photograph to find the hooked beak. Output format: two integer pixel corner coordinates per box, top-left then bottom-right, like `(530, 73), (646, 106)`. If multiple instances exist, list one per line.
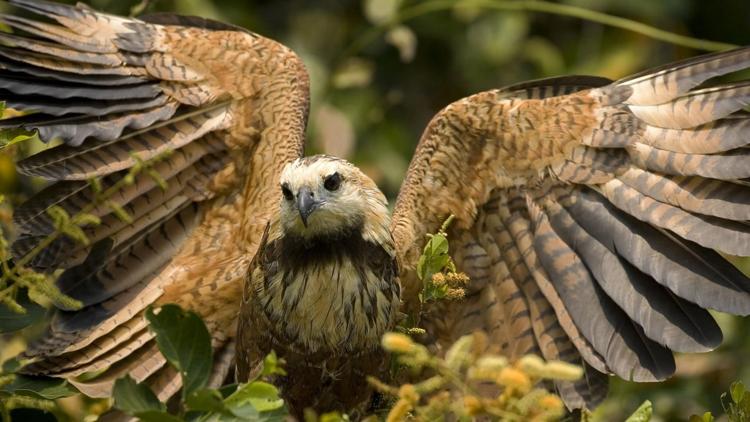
(296, 187), (319, 227)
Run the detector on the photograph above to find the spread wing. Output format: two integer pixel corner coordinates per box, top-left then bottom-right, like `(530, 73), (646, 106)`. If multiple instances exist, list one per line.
(4, 0), (308, 401)
(392, 47), (750, 409)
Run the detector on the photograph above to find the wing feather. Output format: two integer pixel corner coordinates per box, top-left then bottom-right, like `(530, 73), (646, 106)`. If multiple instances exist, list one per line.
(8, 0), (309, 403)
(394, 47), (750, 409)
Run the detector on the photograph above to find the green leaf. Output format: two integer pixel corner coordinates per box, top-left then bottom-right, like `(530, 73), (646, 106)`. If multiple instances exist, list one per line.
(145, 304), (212, 399)
(187, 388), (227, 413)
(320, 412), (350, 422)
(113, 375), (165, 415)
(218, 383), (238, 398)
(0, 128), (35, 149)
(731, 381), (746, 404)
(417, 233), (450, 283)
(0, 289), (46, 333)
(136, 410), (184, 422)
(688, 412), (714, 422)
(2, 358), (21, 373)
(625, 400), (652, 422)
(2, 375), (78, 399)
(107, 200), (133, 223)
(225, 381), (285, 414)
(261, 351), (287, 377)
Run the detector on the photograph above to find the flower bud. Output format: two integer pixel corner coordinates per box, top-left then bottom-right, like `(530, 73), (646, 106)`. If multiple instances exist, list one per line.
(497, 367), (531, 393)
(544, 360), (584, 381)
(538, 394), (564, 412)
(517, 354), (546, 377)
(381, 332), (416, 354)
(386, 398), (412, 422)
(463, 395), (482, 416)
(398, 384), (420, 403)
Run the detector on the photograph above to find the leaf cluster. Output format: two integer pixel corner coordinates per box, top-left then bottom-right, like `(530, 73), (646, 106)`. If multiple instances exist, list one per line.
(690, 381), (750, 422)
(416, 215), (469, 303)
(112, 304), (289, 422)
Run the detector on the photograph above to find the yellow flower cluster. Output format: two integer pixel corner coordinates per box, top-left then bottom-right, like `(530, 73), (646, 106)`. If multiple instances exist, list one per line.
(375, 331), (577, 421)
(430, 271), (470, 300)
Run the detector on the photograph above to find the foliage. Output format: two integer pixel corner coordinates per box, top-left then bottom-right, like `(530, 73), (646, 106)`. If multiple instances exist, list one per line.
(0, 148), (177, 420)
(0, 149), (175, 329)
(111, 304), (288, 421)
(377, 331), (658, 422)
(145, 305), (213, 399)
(416, 215), (469, 303)
(688, 381), (750, 422)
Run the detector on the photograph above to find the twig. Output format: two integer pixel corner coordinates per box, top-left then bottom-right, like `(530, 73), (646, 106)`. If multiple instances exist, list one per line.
(340, 0), (737, 62)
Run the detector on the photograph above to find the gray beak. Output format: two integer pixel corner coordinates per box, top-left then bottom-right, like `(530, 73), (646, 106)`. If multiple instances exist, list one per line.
(297, 187), (318, 227)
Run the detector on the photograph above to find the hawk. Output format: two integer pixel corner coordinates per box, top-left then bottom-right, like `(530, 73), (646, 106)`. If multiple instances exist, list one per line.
(3, 0), (750, 417)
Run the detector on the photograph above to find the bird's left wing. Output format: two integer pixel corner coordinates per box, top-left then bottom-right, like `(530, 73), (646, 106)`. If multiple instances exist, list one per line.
(3, 0), (308, 402)
(391, 47), (750, 409)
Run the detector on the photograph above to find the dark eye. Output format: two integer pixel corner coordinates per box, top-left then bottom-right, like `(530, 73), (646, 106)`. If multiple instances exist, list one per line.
(281, 184), (293, 200)
(324, 172), (341, 191)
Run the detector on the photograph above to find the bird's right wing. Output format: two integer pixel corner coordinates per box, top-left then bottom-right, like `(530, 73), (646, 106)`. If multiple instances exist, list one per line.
(3, 0), (308, 402)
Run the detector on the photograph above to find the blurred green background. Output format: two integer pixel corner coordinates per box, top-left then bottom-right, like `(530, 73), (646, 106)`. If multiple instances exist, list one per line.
(1, 0), (750, 420)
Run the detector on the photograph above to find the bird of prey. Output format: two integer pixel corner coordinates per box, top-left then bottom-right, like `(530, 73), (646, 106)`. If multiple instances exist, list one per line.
(3, 0), (750, 417)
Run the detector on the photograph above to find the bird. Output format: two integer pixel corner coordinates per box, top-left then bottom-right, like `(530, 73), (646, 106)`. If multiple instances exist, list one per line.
(3, 0), (750, 418)
(235, 156), (401, 416)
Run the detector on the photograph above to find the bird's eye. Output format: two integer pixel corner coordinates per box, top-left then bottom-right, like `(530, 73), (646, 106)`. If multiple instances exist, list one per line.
(324, 172), (341, 192)
(281, 184), (293, 200)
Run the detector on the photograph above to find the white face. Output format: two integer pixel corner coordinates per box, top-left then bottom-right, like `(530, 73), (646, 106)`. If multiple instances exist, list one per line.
(278, 156), (379, 238)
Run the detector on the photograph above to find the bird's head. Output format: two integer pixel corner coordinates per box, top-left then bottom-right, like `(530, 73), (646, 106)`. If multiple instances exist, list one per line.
(278, 155), (391, 241)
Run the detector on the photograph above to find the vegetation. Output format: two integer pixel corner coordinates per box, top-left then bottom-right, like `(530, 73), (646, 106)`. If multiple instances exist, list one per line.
(1, 0), (749, 420)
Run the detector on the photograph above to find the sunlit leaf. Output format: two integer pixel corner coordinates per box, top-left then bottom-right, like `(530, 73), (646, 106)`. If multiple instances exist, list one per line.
(386, 25), (417, 62)
(624, 400), (652, 422)
(688, 413), (714, 422)
(187, 388), (227, 413)
(363, 0), (401, 25)
(261, 351), (287, 377)
(417, 233), (450, 282)
(225, 381), (285, 414)
(332, 58), (374, 89)
(731, 381), (746, 404)
(0, 128), (35, 149)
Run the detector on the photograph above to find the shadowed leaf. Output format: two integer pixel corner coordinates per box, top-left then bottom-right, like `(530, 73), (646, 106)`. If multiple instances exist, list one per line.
(145, 304), (212, 399)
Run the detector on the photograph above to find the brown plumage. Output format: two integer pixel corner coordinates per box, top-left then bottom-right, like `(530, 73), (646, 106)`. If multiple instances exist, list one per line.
(5, 0), (750, 417)
(235, 156), (400, 417)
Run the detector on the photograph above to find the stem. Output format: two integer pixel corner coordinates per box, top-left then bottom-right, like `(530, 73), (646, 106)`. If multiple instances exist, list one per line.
(481, 0), (738, 51)
(342, 0), (737, 61)
(129, 0), (155, 17)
